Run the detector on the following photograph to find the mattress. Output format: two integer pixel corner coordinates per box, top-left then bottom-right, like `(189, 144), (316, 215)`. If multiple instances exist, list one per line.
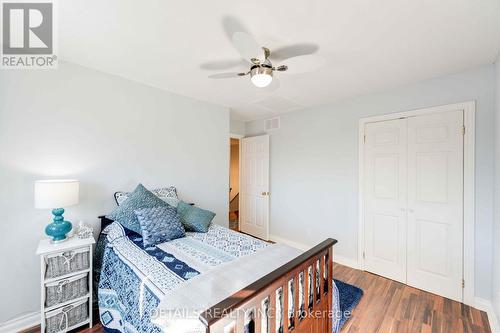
(96, 222), (341, 333)
(97, 222), (270, 332)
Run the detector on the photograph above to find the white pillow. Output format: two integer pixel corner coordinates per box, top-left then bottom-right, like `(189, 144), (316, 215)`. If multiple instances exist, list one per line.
(114, 186), (178, 206)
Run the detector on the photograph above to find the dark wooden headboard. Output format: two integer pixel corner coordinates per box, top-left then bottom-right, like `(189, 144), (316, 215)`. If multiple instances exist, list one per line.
(98, 215), (114, 232)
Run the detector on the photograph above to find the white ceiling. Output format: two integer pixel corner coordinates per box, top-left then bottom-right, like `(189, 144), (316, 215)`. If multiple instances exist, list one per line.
(59, 0), (500, 121)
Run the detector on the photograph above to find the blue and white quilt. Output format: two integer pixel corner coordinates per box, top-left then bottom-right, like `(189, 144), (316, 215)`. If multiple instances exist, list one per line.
(97, 222), (341, 333)
(97, 222), (269, 332)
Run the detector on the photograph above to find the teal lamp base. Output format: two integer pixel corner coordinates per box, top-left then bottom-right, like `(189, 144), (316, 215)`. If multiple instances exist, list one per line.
(45, 208), (73, 243)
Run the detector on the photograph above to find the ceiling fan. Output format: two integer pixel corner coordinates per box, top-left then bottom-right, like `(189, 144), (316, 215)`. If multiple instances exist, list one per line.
(204, 31), (324, 89)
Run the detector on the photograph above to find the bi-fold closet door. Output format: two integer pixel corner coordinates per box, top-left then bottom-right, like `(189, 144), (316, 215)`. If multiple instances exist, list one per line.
(363, 110), (464, 302)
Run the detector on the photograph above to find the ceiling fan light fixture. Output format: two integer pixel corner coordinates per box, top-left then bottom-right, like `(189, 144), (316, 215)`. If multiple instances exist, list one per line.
(250, 66), (273, 88)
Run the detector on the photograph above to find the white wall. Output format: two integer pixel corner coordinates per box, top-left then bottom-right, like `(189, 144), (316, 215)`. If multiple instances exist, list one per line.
(230, 118), (246, 136)
(246, 65), (496, 300)
(493, 55), (500, 321)
(0, 62), (229, 324)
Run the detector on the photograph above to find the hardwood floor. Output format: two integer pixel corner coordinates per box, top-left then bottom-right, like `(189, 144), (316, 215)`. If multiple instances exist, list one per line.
(19, 324), (103, 333)
(334, 264), (491, 333)
(23, 264), (491, 333)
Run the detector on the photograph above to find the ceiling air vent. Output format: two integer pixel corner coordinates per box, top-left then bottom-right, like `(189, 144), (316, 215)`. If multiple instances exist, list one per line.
(265, 117), (280, 131)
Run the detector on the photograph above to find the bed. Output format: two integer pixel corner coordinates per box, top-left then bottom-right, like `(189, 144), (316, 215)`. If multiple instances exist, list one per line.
(95, 216), (339, 333)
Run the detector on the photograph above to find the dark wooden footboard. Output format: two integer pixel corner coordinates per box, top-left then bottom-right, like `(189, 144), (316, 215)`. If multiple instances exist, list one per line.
(200, 238), (337, 333)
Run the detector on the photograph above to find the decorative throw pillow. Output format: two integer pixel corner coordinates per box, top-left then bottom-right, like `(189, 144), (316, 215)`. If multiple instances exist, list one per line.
(177, 201), (216, 233)
(134, 206), (185, 247)
(106, 184), (169, 234)
(114, 186), (178, 206)
(114, 191), (129, 206)
(153, 186), (178, 199)
(162, 197), (180, 208)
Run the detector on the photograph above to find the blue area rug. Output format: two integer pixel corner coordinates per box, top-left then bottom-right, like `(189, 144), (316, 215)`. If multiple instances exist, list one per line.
(334, 279), (364, 328)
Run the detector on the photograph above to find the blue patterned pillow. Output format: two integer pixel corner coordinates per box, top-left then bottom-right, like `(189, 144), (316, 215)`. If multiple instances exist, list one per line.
(106, 184), (168, 234)
(134, 206), (185, 247)
(177, 201), (215, 233)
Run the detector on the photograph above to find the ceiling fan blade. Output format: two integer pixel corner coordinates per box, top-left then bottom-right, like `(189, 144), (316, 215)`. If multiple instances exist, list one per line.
(232, 31), (263, 63)
(208, 73), (242, 79)
(222, 16), (248, 41)
(200, 59), (246, 70)
(271, 43), (319, 61)
(222, 16), (263, 63)
(281, 55), (326, 74)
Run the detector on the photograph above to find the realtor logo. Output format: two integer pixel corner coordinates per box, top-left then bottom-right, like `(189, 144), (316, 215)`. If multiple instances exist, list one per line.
(1, 0), (57, 68)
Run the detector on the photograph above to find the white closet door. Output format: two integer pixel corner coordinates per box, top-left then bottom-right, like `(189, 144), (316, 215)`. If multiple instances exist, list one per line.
(364, 119), (408, 283)
(240, 135), (270, 240)
(406, 110), (464, 301)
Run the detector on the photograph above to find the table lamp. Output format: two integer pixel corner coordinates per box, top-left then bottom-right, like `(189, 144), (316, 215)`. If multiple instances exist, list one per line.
(34, 179), (80, 243)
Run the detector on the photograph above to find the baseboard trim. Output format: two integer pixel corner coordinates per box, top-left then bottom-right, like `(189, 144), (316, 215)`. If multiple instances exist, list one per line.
(475, 297), (500, 333)
(334, 255), (361, 269)
(269, 234), (360, 270)
(269, 234), (309, 251)
(0, 312), (39, 333)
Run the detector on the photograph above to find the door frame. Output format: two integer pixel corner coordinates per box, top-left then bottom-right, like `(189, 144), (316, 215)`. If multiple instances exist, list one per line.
(357, 101), (475, 305)
(239, 134), (271, 241)
(229, 133), (244, 230)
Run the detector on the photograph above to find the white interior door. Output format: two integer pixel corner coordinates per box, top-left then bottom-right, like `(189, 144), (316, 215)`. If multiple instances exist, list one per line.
(240, 135), (270, 240)
(363, 119), (408, 283)
(406, 110), (464, 301)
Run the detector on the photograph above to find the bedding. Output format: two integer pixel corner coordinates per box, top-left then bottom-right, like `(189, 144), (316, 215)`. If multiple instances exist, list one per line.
(154, 243), (304, 331)
(97, 222), (341, 333)
(134, 206), (185, 247)
(176, 201), (215, 232)
(114, 186), (178, 206)
(106, 184), (170, 234)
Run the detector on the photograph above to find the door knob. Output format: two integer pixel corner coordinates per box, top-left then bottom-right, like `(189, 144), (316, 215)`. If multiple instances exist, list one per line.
(261, 192), (270, 196)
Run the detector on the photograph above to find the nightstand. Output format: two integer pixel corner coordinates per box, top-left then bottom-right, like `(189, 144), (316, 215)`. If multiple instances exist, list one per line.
(36, 236), (95, 333)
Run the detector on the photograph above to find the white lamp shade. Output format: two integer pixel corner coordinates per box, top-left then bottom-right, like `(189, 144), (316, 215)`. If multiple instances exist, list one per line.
(251, 74), (273, 87)
(34, 180), (80, 209)
(250, 66), (273, 88)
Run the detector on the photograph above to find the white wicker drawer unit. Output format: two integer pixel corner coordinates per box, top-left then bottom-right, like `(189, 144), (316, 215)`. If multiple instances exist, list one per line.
(36, 236), (95, 333)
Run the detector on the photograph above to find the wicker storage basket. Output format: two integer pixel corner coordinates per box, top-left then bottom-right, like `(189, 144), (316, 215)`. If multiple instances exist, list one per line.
(45, 298), (88, 333)
(45, 247), (90, 279)
(45, 273), (88, 307)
